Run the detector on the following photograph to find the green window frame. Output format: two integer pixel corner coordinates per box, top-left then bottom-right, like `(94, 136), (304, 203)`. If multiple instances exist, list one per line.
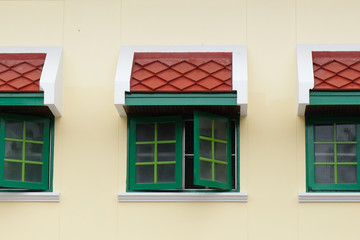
(0, 114), (51, 191)
(306, 116), (360, 191)
(194, 111), (232, 190)
(129, 116), (183, 190)
(128, 111), (235, 191)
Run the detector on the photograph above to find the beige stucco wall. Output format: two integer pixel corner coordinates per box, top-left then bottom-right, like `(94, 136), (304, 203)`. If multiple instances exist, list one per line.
(0, 0), (360, 240)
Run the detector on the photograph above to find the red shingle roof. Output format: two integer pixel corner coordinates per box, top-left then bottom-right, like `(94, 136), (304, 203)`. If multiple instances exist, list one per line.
(130, 52), (232, 92)
(0, 53), (46, 92)
(313, 51), (360, 90)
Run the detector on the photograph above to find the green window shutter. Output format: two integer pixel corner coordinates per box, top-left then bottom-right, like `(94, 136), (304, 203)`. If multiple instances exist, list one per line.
(0, 114), (50, 190)
(129, 116), (182, 190)
(193, 111), (232, 190)
(306, 116), (360, 191)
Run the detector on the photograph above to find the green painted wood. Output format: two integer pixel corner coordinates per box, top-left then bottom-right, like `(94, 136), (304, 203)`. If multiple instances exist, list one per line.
(0, 93), (44, 106)
(310, 91), (360, 105)
(306, 116), (360, 191)
(193, 111), (232, 190)
(125, 92), (237, 106)
(0, 114), (50, 190)
(129, 116), (182, 190)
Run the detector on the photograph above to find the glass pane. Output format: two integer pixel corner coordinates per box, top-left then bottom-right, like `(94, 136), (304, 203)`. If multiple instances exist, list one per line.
(214, 142), (227, 162)
(315, 144), (334, 162)
(24, 164), (42, 183)
(5, 141), (22, 160)
(136, 123), (154, 142)
(157, 143), (175, 162)
(4, 162), (22, 181)
(337, 124), (356, 142)
(314, 125), (333, 142)
(214, 163), (227, 183)
(199, 118), (212, 138)
(157, 164), (175, 183)
(199, 160), (212, 180)
(338, 165), (357, 184)
(214, 120), (227, 141)
(157, 122), (175, 141)
(315, 165), (334, 183)
(136, 144), (154, 162)
(136, 165), (154, 183)
(25, 143), (43, 162)
(5, 120), (23, 139)
(337, 144), (357, 162)
(200, 139), (212, 159)
(26, 122), (44, 141)
(185, 121), (194, 154)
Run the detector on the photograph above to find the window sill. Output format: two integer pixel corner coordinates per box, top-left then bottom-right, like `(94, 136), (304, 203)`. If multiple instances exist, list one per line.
(118, 192), (248, 202)
(0, 192), (60, 202)
(299, 192), (360, 203)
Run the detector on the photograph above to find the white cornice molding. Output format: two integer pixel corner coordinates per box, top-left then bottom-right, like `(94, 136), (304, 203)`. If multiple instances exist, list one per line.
(297, 44), (360, 116)
(0, 192), (60, 202)
(114, 45), (248, 116)
(0, 46), (63, 117)
(299, 192), (360, 203)
(118, 192), (248, 202)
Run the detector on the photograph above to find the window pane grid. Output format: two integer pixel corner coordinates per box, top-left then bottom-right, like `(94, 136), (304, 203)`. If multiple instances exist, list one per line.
(135, 122), (176, 184)
(4, 121), (44, 183)
(199, 119), (228, 182)
(314, 123), (357, 184)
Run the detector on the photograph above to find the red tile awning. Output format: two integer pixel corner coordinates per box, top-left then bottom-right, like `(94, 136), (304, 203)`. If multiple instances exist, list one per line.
(0, 53), (46, 92)
(130, 52), (232, 92)
(313, 51), (360, 90)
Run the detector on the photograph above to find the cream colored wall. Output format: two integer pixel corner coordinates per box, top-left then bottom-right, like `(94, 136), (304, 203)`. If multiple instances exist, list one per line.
(0, 1), (360, 240)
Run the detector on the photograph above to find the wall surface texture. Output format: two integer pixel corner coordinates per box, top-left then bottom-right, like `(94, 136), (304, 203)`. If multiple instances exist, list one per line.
(1, 0), (360, 240)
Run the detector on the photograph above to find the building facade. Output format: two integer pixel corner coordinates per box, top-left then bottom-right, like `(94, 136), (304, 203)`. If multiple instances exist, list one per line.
(0, 0), (360, 240)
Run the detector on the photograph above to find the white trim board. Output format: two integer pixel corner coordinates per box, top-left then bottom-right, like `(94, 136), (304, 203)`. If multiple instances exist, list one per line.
(299, 192), (360, 203)
(118, 192), (248, 202)
(0, 46), (63, 117)
(114, 45), (248, 116)
(0, 192), (60, 202)
(297, 44), (360, 115)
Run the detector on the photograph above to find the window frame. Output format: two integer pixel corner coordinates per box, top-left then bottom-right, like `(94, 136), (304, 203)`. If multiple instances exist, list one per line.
(128, 116), (183, 191)
(194, 111), (232, 190)
(127, 112), (239, 192)
(0, 113), (53, 191)
(306, 116), (360, 192)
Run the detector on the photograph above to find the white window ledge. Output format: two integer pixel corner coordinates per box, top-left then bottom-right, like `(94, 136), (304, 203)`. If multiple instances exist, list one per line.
(0, 192), (60, 202)
(299, 192), (360, 203)
(118, 192), (248, 202)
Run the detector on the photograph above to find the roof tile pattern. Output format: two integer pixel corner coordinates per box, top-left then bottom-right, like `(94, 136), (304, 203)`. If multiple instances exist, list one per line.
(0, 53), (46, 92)
(130, 52), (232, 92)
(313, 51), (360, 90)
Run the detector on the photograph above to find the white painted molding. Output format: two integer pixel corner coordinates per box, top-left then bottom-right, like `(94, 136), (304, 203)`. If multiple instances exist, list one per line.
(114, 45), (248, 116)
(118, 192), (248, 202)
(297, 44), (360, 116)
(0, 192), (60, 202)
(0, 46), (63, 117)
(299, 192), (360, 203)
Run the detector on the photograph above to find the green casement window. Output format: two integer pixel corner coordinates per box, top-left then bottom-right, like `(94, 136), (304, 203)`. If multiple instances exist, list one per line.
(0, 114), (51, 191)
(128, 111), (235, 191)
(129, 116), (183, 190)
(306, 117), (360, 191)
(194, 111), (232, 190)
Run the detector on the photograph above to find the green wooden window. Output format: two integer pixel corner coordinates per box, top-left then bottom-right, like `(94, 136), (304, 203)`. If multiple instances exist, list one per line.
(128, 112), (235, 191)
(129, 116), (183, 190)
(306, 117), (360, 191)
(194, 111), (232, 190)
(0, 114), (51, 191)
